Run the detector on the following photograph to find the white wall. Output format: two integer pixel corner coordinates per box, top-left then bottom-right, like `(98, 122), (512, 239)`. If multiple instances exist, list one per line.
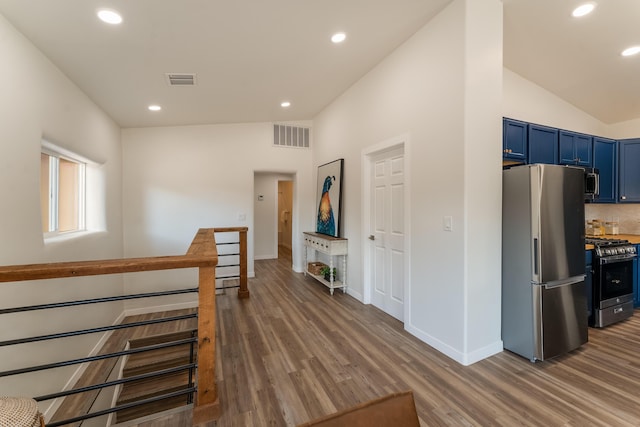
(121, 123), (313, 310)
(609, 118), (640, 139)
(0, 14), (123, 414)
(503, 68), (608, 136)
(463, 0), (503, 359)
(254, 172), (294, 259)
(313, 0), (503, 365)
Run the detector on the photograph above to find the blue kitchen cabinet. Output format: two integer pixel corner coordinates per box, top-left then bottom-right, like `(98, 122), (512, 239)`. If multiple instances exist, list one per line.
(503, 118), (527, 162)
(559, 130), (592, 167)
(585, 250), (593, 316)
(635, 245), (640, 307)
(618, 139), (640, 202)
(592, 137), (617, 203)
(528, 124), (558, 164)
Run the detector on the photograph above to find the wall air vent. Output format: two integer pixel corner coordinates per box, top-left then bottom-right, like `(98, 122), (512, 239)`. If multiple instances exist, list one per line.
(273, 124), (310, 148)
(165, 73), (196, 86)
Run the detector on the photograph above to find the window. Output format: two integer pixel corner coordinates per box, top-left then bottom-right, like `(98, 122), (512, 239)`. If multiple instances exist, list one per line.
(40, 146), (86, 234)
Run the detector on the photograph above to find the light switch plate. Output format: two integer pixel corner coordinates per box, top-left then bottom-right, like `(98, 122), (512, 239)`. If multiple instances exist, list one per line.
(443, 216), (453, 231)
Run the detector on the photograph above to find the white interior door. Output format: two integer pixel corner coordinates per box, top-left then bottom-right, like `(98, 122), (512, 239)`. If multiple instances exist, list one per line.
(370, 147), (405, 321)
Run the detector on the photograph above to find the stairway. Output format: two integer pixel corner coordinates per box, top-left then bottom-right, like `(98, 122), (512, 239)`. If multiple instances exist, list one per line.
(114, 330), (197, 424)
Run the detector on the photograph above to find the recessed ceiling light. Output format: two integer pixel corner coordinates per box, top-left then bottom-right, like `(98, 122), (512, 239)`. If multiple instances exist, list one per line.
(148, 105), (162, 111)
(331, 32), (346, 44)
(622, 46), (640, 57)
(572, 2), (596, 18)
(281, 101), (291, 108)
(97, 9), (123, 25)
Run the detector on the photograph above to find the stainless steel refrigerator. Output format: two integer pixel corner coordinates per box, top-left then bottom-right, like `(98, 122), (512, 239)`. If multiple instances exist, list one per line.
(502, 164), (588, 362)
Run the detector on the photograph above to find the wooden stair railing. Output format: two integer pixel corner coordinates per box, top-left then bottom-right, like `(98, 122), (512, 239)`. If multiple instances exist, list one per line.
(0, 227), (249, 426)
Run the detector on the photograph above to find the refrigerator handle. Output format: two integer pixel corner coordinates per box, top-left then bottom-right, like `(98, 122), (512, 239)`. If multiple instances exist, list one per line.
(542, 275), (586, 289)
(533, 238), (539, 275)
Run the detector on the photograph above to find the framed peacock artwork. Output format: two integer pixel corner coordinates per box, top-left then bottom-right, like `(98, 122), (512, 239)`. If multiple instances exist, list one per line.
(315, 158), (344, 237)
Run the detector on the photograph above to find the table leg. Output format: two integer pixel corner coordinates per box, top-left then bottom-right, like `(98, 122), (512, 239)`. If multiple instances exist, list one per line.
(304, 245), (307, 276)
(342, 254), (347, 293)
(329, 256), (334, 294)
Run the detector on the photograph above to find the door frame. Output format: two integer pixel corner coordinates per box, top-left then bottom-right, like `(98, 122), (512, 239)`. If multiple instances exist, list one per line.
(361, 134), (411, 322)
(252, 171), (297, 265)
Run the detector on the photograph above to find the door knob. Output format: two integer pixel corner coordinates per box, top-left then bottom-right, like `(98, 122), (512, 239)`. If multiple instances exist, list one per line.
(368, 235), (375, 241)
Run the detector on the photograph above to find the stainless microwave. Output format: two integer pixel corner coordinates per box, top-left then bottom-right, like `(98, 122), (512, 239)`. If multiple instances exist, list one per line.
(583, 167), (599, 201)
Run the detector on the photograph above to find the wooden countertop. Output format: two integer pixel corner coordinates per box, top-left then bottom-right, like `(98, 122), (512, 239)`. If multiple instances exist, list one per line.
(610, 234), (640, 244)
(585, 234), (640, 250)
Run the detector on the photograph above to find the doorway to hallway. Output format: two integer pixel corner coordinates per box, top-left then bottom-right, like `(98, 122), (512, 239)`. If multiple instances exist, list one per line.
(253, 172), (295, 264)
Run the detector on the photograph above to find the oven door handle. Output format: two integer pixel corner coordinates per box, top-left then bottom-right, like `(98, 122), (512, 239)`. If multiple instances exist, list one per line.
(600, 255), (637, 265)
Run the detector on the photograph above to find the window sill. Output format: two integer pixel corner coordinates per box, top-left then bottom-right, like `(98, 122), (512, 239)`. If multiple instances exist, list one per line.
(43, 230), (105, 244)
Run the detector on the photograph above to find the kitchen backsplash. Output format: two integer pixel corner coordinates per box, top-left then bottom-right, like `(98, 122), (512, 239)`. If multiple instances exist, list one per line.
(585, 204), (640, 235)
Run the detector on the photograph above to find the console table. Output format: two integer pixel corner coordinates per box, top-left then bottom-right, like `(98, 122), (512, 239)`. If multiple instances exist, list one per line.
(303, 232), (347, 295)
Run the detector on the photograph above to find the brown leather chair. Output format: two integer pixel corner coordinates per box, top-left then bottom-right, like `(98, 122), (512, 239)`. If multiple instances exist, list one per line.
(297, 390), (420, 427)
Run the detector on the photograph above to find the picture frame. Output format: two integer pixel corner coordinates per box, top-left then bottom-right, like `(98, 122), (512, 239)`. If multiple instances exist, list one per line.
(315, 158), (344, 237)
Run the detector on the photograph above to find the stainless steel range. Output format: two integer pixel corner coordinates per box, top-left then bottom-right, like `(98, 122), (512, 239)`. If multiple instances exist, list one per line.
(586, 237), (637, 327)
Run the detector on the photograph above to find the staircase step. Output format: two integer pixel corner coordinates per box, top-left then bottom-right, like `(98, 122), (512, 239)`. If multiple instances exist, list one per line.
(118, 369), (193, 404)
(115, 392), (192, 424)
(111, 404), (193, 427)
(115, 329), (197, 423)
(128, 330), (196, 349)
(124, 344), (195, 377)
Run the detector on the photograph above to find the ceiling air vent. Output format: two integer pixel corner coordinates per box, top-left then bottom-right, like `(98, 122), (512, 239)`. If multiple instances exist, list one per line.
(273, 124), (310, 148)
(165, 73), (196, 86)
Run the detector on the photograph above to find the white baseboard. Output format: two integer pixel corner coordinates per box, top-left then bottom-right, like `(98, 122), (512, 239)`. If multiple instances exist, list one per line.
(254, 254), (276, 260)
(346, 287), (364, 302)
(404, 323), (503, 366)
(463, 340), (504, 365)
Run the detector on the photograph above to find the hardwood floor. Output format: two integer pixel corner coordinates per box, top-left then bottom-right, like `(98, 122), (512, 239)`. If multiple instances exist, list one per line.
(134, 257), (640, 426)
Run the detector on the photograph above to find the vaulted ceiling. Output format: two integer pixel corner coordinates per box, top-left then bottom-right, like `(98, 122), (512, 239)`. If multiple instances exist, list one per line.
(1, 0), (638, 128)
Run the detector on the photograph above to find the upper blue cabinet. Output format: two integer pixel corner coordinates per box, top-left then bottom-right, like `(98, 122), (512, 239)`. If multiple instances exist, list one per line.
(619, 139), (640, 203)
(559, 130), (592, 167)
(503, 118), (527, 162)
(528, 124), (558, 164)
(593, 137), (617, 203)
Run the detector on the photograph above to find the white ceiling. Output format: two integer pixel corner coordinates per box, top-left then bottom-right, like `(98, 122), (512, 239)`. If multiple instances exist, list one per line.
(0, 0), (451, 128)
(0, 1), (638, 128)
(504, 0), (640, 125)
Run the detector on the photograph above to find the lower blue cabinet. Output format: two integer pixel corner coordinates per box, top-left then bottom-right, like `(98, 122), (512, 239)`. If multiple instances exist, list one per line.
(634, 245), (640, 307)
